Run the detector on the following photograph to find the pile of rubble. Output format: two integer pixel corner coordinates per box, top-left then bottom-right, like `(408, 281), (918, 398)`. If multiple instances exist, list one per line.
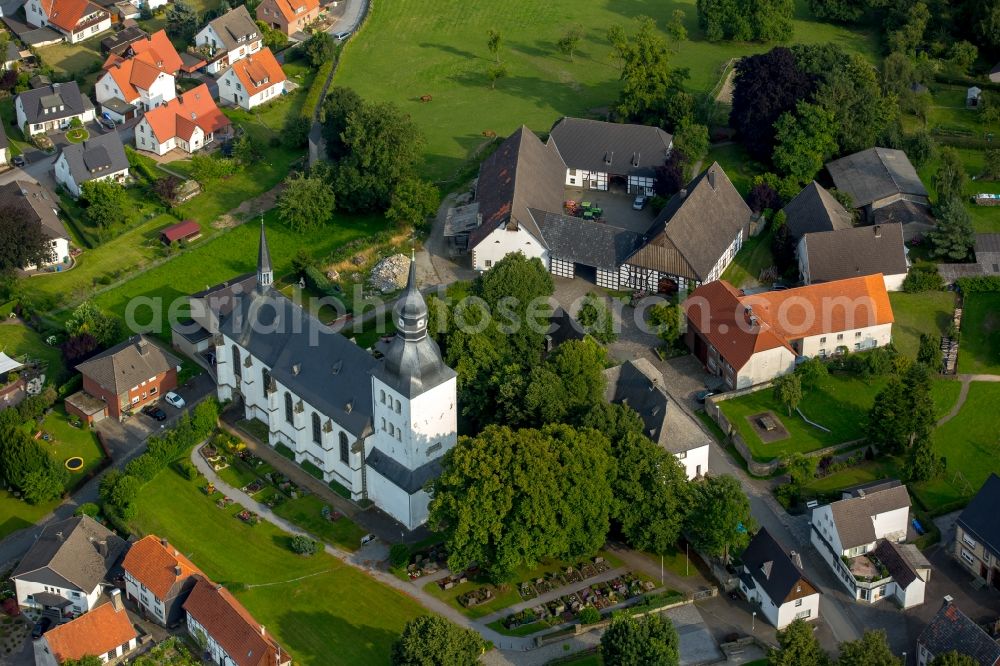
(368, 253), (410, 293)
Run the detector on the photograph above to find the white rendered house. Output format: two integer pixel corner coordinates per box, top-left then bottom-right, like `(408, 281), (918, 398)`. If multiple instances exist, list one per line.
(739, 528), (821, 629)
(194, 6), (262, 75)
(35, 592), (137, 666)
(217, 47), (285, 110)
(24, 0), (111, 42)
(15, 82), (95, 136)
(54, 132), (130, 198)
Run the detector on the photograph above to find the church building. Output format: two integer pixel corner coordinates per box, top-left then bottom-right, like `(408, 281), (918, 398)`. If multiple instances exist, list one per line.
(213, 226), (457, 530)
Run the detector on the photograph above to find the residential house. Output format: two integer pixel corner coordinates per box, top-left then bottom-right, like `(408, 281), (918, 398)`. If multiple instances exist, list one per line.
(193, 6), (261, 75)
(68, 334), (179, 422)
(684, 275), (894, 389)
(217, 47), (285, 110)
(256, 0), (319, 36)
(11, 515), (127, 615)
(14, 82), (95, 135)
(826, 147), (934, 242)
(810, 482), (930, 608)
(0, 181), (70, 269)
(183, 576), (291, 666)
(798, 223), (909, 291)
(121, 535), (203, 627)
(54, 131), (129, 198)
(24, 0), (111, 42)
(602, 358), (709, 480)
(953, 473), (1000, 593)
(34, 591), (138, 666)
(100, 24), (147, 55)
(96, 29), (181, 117)
(209, 227), (457, 530)
(782, 181), (854, 242)
(134, 83), (230, 155)
(917, 597), (1000, 666)
(738, 528), (820, 629)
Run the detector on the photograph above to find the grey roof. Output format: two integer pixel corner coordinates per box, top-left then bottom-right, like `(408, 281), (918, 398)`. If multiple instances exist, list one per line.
(740, 528), (816, 605)
(76, 334), (180, 397)
(530, 208), (644, 270)
(0, 180), (68, 241)
(256, 222), (272, 278)
(872, 539), (919, 588)
(58, 131), (129, 187)
(957, 473), (1000, 555)
(100, 25), (147, 54)
(783, 182), (853, 240)
(100, 97), (136, 114)
(547, 117), (672, 177)
(2, 15), (62, 46)
(918, 600), (1000, 666)
(547, 306), (586, 347)
(937, 234), (1000, 283)
(207, 5), (259, 53)
(16, 82), (94, 126)
(828, 485), (911, 549)
(626, 163), (753, 281)
(841, 478), (901, 499)
(872, 199), (936, 241)
(12, 516), (127, 592)
(826, 147), (928, 208)
(4, 41), (19, 64)
(365, 447), (441, 494)
(802, 223), (909, 284)
(470, 126), (565, 250)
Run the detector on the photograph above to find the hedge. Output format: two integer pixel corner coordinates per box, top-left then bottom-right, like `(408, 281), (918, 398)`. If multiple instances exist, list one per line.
(300, 59), (334, 122)
(304, 265), (333, 293)
(956, 275), (1000, 292)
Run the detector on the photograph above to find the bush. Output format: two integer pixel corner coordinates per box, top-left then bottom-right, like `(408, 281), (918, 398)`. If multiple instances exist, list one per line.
(74, 502), (99, 517)
(956, 275), (1000, 293)
(290, 535), (317, 556)
(303, 265), (333, 294)
(301, 60), (334, 121)
(903, 261), (944, 293)
(175, 460), (199, 481)
(577, 606), (601, 625)
(389, 543), (410, 568)
(58, 374), (83, 397)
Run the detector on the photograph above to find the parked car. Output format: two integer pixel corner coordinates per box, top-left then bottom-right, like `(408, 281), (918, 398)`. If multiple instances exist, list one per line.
(12, 154), (25, 167)
(632, 195), (647, 210)
(333, 30), (352, 41)
(32, 617), (53, 639)
(99, 117), (116, 131)
(164, 392), (186, 409)
(141, 405), (167, 421)
(694, 389), (716, 403)
(360, 533), (377, 546)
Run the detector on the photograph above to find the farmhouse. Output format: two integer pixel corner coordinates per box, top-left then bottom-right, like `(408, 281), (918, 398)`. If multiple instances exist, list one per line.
(193, 6), (261, 75)
(11, 515), (127, 615)
(797, 223), (909, 291)
(810, 482), (930, 608)
(134, 83), (230, 155)
(952, 473), (1000, 593)
(14, 82), (95, 135)
(122, 535), (203, 627)
(0, 181), (70, 270)
(782, 181), (854, 241)
(24, 0), (111, 42)
(738, 528), (820, 629)
(210, 227), (457, 530)
(917, 598), (1000, 666)
(35, 592), (138, 666)
(183, 576), (291, 666)
(54, 130), (130, 198)
(684, 275), (894, 389)
(256, 0), (319, 37)
(602, 358), (710, 480)
(96, 29), (182, 116)
(217, 47), (285, 110)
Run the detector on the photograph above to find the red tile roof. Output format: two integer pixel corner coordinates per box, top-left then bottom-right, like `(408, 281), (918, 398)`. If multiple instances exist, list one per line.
(41, 0), (97, 33)
(121, 535), (203, 600)
(160, 219), (201, 243)
(230, 48), (285, 96)
(183, 576), (288, 666)
(142, 83), (230, 144)
(44, 601), (136, 663)
(102, 31), (182, 102)
(268, 0), (318, 22)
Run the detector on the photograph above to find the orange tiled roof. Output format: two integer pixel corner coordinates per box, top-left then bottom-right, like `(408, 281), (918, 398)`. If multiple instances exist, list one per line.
(121, 535), (203, 601)
(230, 48), (285, 96)
(268, 0), (318, 22)
(126, 30), (183, 74)
(102, 30), (181, 102)
(142, 83), (230, 144)
(183, 576), (287, 666)
(40, 0), (97, 32)
(44, 602), (136, 663)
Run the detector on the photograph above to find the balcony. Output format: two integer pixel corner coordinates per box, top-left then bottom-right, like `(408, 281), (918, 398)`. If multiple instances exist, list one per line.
(845, 552), (892, 588)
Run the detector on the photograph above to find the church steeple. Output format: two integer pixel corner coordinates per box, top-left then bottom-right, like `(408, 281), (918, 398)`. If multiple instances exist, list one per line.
(257, 220), (273, 291)
(396, 250), (428, 342)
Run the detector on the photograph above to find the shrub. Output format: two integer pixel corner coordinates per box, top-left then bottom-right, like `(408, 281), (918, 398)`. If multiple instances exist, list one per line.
(956, 275), (1000, 293)
(577, 606), (601, 625)
(903, 262), (944, 293)
(290, 535), (317, 556)
(389, 543), (410, 568)
(303, 265), (333, 294)
(175, 460), (199, 481)
(74, 502), (99, 517)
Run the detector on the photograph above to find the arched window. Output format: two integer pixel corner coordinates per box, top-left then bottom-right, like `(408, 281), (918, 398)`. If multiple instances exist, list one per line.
(262, 367), (271, 394)
(395, 427), (402, 442)
(284, 392), (293, 424)
(312, 413), (321, 444)
(232, 345), (241, 378)
(394, 399), (401, 414)
(339, 432), (349, 463)
(379, 390), (385, 404)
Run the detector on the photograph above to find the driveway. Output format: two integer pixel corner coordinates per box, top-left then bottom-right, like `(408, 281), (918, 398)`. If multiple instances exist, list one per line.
(325, 0), (365, 35)
(0, 152), (56, 189)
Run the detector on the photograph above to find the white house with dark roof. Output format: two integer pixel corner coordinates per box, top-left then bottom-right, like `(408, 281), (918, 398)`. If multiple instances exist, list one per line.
(0, 181), (70, 269)
(738, 528), (820, 629)
(11, 515), (127, 615)
(211, 226), (457, 530)
(14, 82), (95, 135)
(953, 473), (1000, 593)
(54, 131), (129, 198)
(798, 223), (909, 291)
(917, 598), (1000, 666)
(193, 6), (262, 75)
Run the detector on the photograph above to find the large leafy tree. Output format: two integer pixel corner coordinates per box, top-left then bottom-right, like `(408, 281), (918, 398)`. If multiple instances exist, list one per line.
(0, 412), (68, 503)
(811, 53), (897, 154)
(391, 616), (485, 666)
(769, 619), (830, 666)
(685, 475), (755, 561)
(772, 102), (839, 185)
(81, 180), (131, 229)
(807, 0), (877, 22)
(613, 16), (691, 131)
(429, 424), (614, 582)
(730, 48), (814, 161)
(65, 301), (120, 347)
(322, 86), (365, 161)
(0, 203), (56, 275)
(386, 178), (440, 229)
(523, 338), (608, 426)
(696, 0), (793, 42)
(576, 293), (617, 344)
(473, 252), (553, 359)
(166, 0), (198, 41)
(303, 30), (335, 66)
(772, 373), (803, 416)
(866, 363), (936, 455)
(929, 197), (975, 261)
(277, 173), (335, 233)
(837, 630), (901, 666)
(934, 148), (969, 203)
(930, 652), (981, 666)
(601, 614), (680, 666)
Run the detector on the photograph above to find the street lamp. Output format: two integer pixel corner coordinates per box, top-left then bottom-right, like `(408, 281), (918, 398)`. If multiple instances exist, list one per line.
(902, 652), (906, 665)
(752, 611), (757, 632)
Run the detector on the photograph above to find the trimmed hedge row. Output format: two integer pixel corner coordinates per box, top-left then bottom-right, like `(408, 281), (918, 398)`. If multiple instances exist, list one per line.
(957, 275), (1000, 292)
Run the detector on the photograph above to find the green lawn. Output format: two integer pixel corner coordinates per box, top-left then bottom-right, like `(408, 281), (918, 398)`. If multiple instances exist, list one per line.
(718, 373), (888, 461)
(721, 224), (776, 289)
(132, 466), (425, 666)
(0, 491), (56, 541)
(803, 458), (902, 497)
(37, 37), (104, 95)
(914, 145), (1000, 233)
(29, 405), (106, 479)
(707, 142), (762, 196)
(930, 378), (963, 419)
(336, 0), (878, 182)
(0, 322), (67, 382)
(554, 653), (602, 666)
(272, 494), (367, 552)
(888, 291), (955, 361)
(957, 292), (1000, 375)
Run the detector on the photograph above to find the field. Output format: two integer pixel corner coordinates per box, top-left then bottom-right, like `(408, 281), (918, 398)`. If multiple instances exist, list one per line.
(888, 291), (955, 361)
(336, 0), (879, 182)
(132, 466), (424, 665)
(717, 373), (888, 461)
(0, 322), (67, 382)
(913, 143), (1000, 234)
(957, 292), (1000, 375)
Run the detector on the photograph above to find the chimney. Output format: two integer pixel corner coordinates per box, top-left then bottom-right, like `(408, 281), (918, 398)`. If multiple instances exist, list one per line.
(345, 400), (353, 414)
(874, 224), (881, 238)
(708, 168), (717, 191)
(175, 564), (182, 576)
(292, 363), (301, 376)
(679, 188), (688, 199)
(97, 539), (108, 558)
(161, 537), (169, 548)
(790, 550), (803, 569)
(137, 337), (149, 355)
(943, 595), (954, 607)
(110, 588), (123, 612)
(260, 625), (266, 637)
(56, 531), (64, 542)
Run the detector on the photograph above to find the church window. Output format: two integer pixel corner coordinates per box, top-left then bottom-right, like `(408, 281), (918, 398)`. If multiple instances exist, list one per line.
(232, 345), (241, 378)
(284, 392), (293, 424)
(380, 390), (385, 404)
(312, 413), (321, 444)
(339, 433), (349, 463)
(262, 367), (271, 393)
(394, 400), (401, 414)
(381, 417), (386, 431)
(395, 429), (401, 442)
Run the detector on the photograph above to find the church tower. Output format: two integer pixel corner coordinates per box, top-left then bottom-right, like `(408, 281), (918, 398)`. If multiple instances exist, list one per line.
(367, 254), (457, 529)
(256, 221), (273, 291)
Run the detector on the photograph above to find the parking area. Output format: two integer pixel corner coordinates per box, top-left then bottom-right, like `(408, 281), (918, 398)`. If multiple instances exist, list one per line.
(564, 185), (658, 234)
